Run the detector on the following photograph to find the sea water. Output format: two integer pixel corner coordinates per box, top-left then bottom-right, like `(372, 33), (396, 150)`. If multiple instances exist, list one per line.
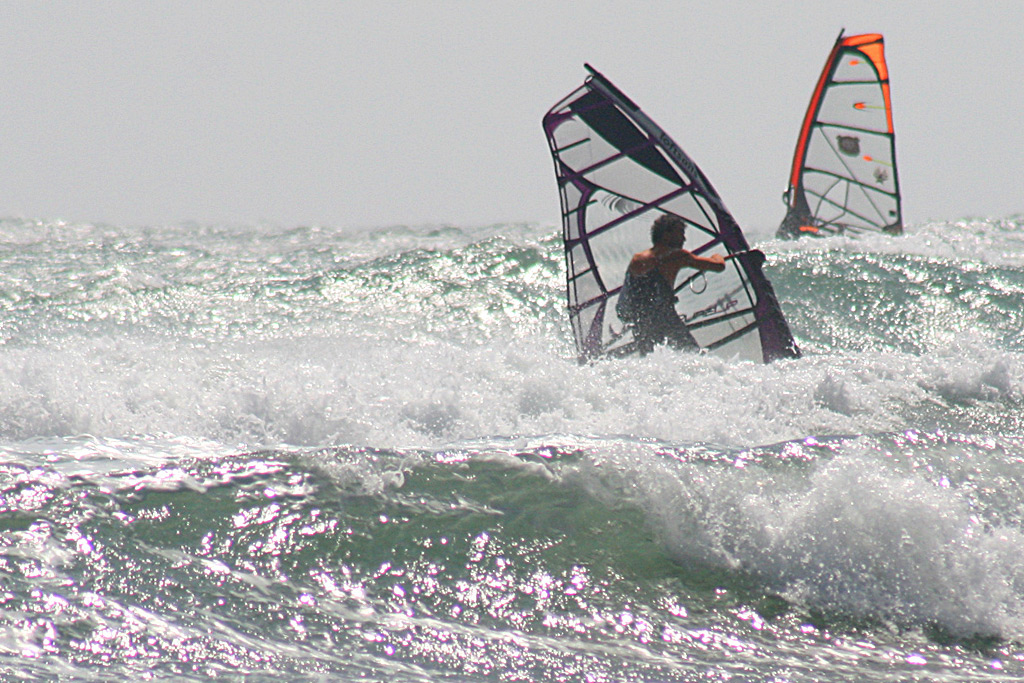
(0, 215), (1022, 681)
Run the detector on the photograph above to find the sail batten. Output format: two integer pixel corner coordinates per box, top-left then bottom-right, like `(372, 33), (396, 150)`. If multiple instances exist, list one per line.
(778, 31), (902, 238)
(543, 65), (799, 363)
(563, 187), (696, 247)
(803, 168), (899, 196)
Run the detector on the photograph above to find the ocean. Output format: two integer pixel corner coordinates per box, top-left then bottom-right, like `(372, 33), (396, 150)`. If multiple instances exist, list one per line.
(1, 215), (1022, 681)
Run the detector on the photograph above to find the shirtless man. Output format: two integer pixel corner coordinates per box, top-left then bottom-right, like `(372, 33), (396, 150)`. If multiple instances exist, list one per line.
(615, 214), (726, 355)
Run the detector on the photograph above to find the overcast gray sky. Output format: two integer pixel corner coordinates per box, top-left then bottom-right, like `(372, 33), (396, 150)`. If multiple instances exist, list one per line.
(0, 1), (1020, 231)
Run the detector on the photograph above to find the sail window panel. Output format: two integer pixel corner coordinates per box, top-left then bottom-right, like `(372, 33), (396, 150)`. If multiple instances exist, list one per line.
(560, 187), (587, 243)
(660, 194), (721, 239)
(692, 193), (723, 231)
(804, 128), (871, 181)
(690, 311), (757, 348)
(569, 269), (602, 311)
(582, 189), (644, 231)
(585, 212), (649, 287)
(547, 106), (590, 142)
(547, 86), (589, 120)
(600, 305), (628, 349)
(801, 174), (853, 226)
(802, 146), (896, 213)
(581, 155), (680, 207)
(840, 185), (898, 229)
(801, 168), (895, 214)
(569, 92), (686, 188)
(549, 129), (593, 163)
(563, 216), (581, 244)
(606, 337), (634, 355)
(806, 180), (861, 229)
(589, 302), (623, 355)
(556, 132), (622, 179)
(801, 171), (893, 230)
(703, 319), (763, 360)
(815, 124), (897, 194)
(801, 171), (856, 218)
(560, 180), (584, 214)
(574, 306), (599, 347)
(548, 117), (594, 157)
(601, 312), (630, 351)
(571, 321), (585, 351)
(678, 273), (756, 329)
(566, 243), (593, 281)
(817, 83), (889, 134)
(832, 48), (886, 83)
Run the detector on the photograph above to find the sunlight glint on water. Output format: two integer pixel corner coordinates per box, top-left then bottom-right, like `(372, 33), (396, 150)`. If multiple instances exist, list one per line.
(0, 216), (1022, 681)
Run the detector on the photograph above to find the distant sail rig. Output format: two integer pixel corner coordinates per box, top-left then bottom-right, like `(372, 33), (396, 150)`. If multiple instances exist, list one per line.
(542, 64), (799, 364)
(778, 31), (902, 238)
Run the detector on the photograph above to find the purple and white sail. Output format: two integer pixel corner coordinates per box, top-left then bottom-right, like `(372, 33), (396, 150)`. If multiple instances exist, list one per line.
(542, 64), (800, 363)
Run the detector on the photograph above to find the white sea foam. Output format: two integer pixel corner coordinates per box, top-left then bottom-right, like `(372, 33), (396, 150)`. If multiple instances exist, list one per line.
(770, 216), (1024, 269)
(0, 322), (1020, 451)
(2, 216), (1024, 680)
(0, 216), (1021, 449)
(558, 434), (1024, 638)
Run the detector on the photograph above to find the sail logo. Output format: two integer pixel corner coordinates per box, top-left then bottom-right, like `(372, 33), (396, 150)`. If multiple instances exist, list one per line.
(837, 135), (860, 157)
(688, 296), (739, 321)
(658, 133), (700, 181)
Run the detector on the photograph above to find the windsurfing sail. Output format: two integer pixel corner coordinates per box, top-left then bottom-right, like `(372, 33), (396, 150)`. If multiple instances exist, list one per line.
(778, 31), (902, 238)
(542, 64), (800, 364)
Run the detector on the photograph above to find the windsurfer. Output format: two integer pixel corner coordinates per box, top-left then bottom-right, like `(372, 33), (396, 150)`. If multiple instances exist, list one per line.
(616, 214), (726, 355)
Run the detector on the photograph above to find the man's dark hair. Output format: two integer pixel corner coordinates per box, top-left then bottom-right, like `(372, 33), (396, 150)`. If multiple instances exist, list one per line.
(651, 214), (686, 245)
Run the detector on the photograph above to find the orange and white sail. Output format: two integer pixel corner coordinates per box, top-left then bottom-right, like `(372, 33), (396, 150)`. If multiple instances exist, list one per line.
(778, 31), (902, 238)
